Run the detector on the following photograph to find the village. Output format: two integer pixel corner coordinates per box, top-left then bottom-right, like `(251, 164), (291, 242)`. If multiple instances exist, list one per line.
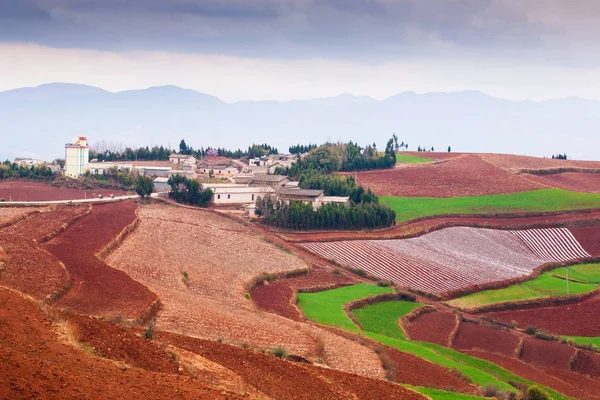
(25, 136), (351, 214)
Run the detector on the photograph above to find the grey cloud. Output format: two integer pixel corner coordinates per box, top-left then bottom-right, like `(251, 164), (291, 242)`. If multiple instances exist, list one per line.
(0, 0), (598, 65)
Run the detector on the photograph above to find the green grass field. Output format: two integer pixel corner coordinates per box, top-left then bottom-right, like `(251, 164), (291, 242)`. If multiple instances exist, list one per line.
(551, 264), (600, 284)
(297, 283), (393, 331)
(298, 284), (573, 398)
(396, 153), (435, 164)
(447, 265), (600, 309)
(563, 336), (600, 350)
(410, 386), (484, 399)
(381, 188), (600, 223)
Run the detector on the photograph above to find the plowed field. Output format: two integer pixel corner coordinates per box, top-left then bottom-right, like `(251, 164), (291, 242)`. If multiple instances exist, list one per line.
(465, 350), (600, 400)
(280, 210), (600, 243)
(573, 350), (600, 378)
(0, 206), (89, 300)
(452, 322), (520, 356)
(485, 295), (600, 336)
(156, 331), (426, 400)
(522, 172), (600, 193)
(570, 226), (600, 256)
(351, 155), (544, 197)
(480, 153), (600, 171)
(47, 201), (158, 319)
(0, 287), (243, 400)
(107, 204), (384, 378)
(251, 267), (357, 320)
(0, 179), (129, 201)
(405, 312), (456, 345)
(0, 207), (40, 226)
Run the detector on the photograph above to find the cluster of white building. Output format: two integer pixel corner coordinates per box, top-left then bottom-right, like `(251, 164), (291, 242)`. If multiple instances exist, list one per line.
(60, 137), (348, 213)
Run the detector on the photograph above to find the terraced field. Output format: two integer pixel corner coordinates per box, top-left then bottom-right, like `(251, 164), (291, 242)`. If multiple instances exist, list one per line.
(381, 188), (600, 223)
(447, 264), (600, 309)
(297, 284), (575, 399)
(303, 227), (590, 295)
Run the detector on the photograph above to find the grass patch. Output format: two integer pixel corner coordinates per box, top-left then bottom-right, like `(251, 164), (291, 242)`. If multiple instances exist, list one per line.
(297, 283), (393, 332)
(409, 386), (484, 399)
(352, 301), (422, 339)
(448, 269), (599, 309)
(396, 153), (435, 164)
(551, 264), (600, 284)
(381, 188), (600, 223)
(563, 336), (600, 350)
(298, 284), (574, 399)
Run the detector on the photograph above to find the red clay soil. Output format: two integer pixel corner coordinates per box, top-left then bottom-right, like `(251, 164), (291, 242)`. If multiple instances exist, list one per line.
(480, 153), (600, 171)
(47, 201), (158, 319)
(0, 179), (129, 201)
(570, 226), (600, 256)
(251, 267), (357, 320)
(280, 209), (600, 243)
(66, 313), (180, 374)
(464, 350), (600, 400)
(519, 337), (576, 370)
(0, 206), (90, 300)
(572, 350), (600, 378)
(383, 347), (476, 393)
(452, 322), (520, 357)
(156, 331), (426, 400)
(405, 311), (457, 345)
(350, 155), (544, 198)
(0, 288), (242, 400)
(485, 295), (600, 336)
(522, 172), (600, 193)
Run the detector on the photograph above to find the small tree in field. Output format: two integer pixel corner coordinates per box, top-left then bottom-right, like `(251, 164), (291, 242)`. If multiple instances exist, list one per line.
(135, 176), (154, 198)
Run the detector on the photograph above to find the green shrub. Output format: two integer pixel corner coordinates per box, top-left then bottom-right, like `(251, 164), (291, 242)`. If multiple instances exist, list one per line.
(376, 280), (392, 287)
(143, 318), (156, 340)
(526, 385), (549, 400)
(482, 384), (499, 397)
(271, 347), (288, 359)
(244, 293), (251, 300)
(525, 325), (537, 335)
(353, 268), (367, 277)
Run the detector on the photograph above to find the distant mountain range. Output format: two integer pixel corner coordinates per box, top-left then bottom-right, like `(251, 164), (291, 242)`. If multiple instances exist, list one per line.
(2, 83), (600, 161)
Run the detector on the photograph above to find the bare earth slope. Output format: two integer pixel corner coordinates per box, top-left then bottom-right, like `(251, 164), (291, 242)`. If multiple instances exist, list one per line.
(108, 203), (385, 378)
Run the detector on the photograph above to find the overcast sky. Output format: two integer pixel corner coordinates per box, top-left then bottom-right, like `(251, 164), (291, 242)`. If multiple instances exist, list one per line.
(1, 0), (600, 102)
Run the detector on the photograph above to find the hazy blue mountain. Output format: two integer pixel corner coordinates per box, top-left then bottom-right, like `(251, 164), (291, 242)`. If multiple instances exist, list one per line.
(1, 83), (599, 161)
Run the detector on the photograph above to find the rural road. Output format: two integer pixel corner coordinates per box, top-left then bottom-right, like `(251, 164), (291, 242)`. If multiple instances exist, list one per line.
(0, 192), (167, 206)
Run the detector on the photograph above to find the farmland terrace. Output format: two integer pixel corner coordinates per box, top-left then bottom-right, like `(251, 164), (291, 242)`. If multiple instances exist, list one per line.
(302, 226), (593, 296)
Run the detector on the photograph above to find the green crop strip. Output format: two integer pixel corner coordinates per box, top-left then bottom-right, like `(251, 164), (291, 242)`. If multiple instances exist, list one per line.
(381, 189), (600, 223)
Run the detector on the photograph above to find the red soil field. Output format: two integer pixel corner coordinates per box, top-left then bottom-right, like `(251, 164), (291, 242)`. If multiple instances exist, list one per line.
(66, 314), (180, 374)
(485, 295), (600, 336)
(0, 206), (89, 300)
(570, 226), (600, 256)
(480, 153), (600, 171)
(452, 322), (520, 357)
(572, 350), (600, 378)
(0, 179), (129, 201)
(405, 311), (457, 345)
(46, 201), (158, 319)
(522, 172), (600, 193)
(0, 288), (242, 400)
(251, 267), (357, 320)
(465, 350), (600, 400)
(350, 155), (544, 197)
(280, 210), (600, 243)
(156, 331), (426, 400)
(398, 151), (464, 161)
(519, 337), (576, 370)
(384, 347), (475, 393)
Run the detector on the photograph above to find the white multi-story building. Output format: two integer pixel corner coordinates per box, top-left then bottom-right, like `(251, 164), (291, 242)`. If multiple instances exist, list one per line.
(64, 137), (90, 178)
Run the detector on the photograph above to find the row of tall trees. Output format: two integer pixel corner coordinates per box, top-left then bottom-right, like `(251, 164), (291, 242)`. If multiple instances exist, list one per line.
(552, 153), (568, 160)
(0, 162), (56, 180)
(90, 145), (172, 162)
(289, 143), (317, 154)
(255, 197), (395, 230)
(167, 174), (213, 207)
(178, 139), (278, 159)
